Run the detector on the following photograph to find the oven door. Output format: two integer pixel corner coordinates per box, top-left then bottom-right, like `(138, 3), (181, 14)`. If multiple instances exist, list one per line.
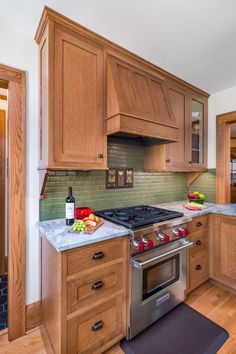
(129, 239), (192, 339)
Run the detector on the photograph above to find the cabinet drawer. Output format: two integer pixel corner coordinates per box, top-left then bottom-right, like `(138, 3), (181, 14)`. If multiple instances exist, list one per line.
(67, 295), (125, 354)
(67, 237), (124, 275)
(188, 215), (208, 233)
(189, 230), (208, 257)
(189, 252), (209, 292)
(67, 262), (123, 313)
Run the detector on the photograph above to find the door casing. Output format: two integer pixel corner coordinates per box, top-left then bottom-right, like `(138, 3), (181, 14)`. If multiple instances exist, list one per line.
(0, 64), (26, 340)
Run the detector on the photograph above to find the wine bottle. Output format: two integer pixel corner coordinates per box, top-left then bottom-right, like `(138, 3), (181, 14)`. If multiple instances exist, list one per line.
(65, 186), (75, 225)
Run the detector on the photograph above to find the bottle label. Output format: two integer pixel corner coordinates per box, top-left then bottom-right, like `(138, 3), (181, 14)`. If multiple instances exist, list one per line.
(66, 203), (75, 219)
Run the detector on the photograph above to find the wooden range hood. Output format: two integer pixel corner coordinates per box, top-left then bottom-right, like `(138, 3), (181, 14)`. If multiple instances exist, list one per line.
(106, 55), (179, 143)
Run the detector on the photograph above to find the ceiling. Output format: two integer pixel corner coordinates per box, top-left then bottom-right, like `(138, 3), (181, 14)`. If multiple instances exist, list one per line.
(1, 0), (236, 93)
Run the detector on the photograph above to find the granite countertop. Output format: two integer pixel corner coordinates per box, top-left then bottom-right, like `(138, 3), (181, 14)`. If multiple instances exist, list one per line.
(37, 219), (130, 252)
(38, 201), (236, 252)
(153, 201), (236, 218)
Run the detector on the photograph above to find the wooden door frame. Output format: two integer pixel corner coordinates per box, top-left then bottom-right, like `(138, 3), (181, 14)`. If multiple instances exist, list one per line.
(0, 64), (26, 340)
(0, 110), (6, 275)
(216, 111), (236, 203)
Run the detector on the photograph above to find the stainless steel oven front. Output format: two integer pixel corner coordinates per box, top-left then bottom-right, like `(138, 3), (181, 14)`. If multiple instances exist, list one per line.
(128, 238), (193, 339)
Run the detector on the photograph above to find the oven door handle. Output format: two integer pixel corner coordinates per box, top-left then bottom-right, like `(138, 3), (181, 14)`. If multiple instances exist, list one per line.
(132, 241), (193, 269)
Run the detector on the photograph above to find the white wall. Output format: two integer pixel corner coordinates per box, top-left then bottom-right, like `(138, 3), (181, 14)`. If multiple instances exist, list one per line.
(0, 24), (40, 304)
(208, 85), (236, 168)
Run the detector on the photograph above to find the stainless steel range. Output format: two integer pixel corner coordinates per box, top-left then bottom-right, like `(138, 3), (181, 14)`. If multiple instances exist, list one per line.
(95, 205), (193, 339)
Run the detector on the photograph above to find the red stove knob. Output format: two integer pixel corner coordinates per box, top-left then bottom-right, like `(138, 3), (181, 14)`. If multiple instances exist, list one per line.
(157, 232), (170, 243)
(183, 227), (190, 236)
(172, 228), (184, 238)
(132, 239), (145, 252)
(139, 241), (145, 252)
(147, 239), (154, 248)
(141, 236), (154, 249)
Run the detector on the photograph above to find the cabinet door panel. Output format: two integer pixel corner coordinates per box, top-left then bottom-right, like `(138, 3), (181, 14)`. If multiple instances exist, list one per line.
(165, 83), (188, 169)
(53, 24), (106, 168)
(67, 295), (125, 354)
(212, 216), (236, 289)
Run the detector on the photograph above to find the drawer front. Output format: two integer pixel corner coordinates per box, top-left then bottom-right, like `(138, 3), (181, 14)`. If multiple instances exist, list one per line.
(189, 252), (209, 292)
(189, 230), (208, 257)
(67, 295), (125, 354)
(67, 237), (124, 275)
(67, 263), (123, 313)
(188, 215), (208, 233)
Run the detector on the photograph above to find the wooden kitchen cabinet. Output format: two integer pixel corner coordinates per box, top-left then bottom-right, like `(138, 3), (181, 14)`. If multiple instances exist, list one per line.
(41, 236), (128, 354)
(187, 215), (210, 292)
(211, 215), (236, 290)
(36, 21), (107, 170)
(144, 87), (208, 172)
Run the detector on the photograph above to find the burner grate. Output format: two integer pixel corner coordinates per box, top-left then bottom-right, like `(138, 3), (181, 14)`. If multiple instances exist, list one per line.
(95, 205), (183, 229)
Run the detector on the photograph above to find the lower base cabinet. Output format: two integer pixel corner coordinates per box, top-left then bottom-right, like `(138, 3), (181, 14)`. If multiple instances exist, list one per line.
(41, 236), (128, 354)
(211, 215), (236, 290)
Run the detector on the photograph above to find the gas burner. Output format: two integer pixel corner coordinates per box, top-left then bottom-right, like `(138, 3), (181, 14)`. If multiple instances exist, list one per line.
(95, 205), (183, 229)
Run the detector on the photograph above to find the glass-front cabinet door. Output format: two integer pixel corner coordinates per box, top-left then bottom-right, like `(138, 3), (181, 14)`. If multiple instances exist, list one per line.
(188, 94), (207, 169)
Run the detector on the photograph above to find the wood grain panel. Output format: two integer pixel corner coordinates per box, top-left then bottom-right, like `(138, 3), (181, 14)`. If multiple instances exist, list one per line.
(0, 63), (26, 341)
(25, 301), (42, 332)
(0, 110), (5, 274)
(67, 262), (123, 313)
(216, 112), (236, 203)
(212, 215), (236, 289)
(67, 237), (124, 276)
(67, 295), (125, 354)
(188, 251), (209, 292)
(188, 215), (208, 233)
(53, 24), (107, 169)
(189, 229), (209, 257)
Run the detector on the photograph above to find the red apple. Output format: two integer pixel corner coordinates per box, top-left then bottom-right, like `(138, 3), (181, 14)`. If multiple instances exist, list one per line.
(188, 193), (195, 198)
(193, 193), (199, 199)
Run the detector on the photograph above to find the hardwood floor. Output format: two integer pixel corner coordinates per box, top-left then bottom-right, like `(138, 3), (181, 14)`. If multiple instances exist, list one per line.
(186, 281), (236, 354)
(0, 281), (235, 353)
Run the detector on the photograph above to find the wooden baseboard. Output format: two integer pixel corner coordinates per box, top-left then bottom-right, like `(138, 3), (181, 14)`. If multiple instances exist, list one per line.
(0, 256), (8, 275)
(25, 300), (41, 332)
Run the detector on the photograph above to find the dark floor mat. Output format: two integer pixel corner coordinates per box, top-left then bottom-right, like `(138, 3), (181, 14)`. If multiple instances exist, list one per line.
(121, 303), (229, 354)
(0, 274), (7, 330)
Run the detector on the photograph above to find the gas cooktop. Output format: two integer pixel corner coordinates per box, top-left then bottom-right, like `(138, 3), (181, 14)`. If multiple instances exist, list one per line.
(95, 205), (183, 229)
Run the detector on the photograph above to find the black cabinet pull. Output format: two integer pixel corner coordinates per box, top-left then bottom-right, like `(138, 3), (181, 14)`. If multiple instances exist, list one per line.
(196, 222), (202, 227)
(91, 320), (104, 331)
(196, 240), (202, 246)
(98, 153), (104, 158)
(92, 251), (104, 260)
(92, 280), (104, 290)
(195, 264), (202, 271)
(189, 161), (193, 164)
(166, 159), (170, 163)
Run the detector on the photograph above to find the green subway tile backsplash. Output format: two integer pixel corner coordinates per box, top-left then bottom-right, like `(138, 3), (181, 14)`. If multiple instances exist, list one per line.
(189, 169), (216, 203)
(39, 137), (216, 220)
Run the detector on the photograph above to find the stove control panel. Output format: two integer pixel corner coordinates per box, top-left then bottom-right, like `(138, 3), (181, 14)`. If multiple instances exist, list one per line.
(130, 222), (191, 255)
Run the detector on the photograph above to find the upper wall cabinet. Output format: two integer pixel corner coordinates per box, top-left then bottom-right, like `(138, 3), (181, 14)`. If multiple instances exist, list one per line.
(144, 85), (208, 172)
(36, 21), (107, 170)
(36, 7), (209, 172)
(106, 56), (179, 142)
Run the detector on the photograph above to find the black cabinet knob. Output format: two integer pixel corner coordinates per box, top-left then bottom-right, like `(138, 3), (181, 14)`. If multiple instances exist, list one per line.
(98, 153), (104, 158)
(189, 161), (193, 164)
(196, 222), (202, 227)
(195, 264), (202, 271)
(166, 159), (171, 163)
(91, 280), (104, 290)
(91, 320), (104, 331)
(92, 251), (104, 260)
(196, 240), (202, 246)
